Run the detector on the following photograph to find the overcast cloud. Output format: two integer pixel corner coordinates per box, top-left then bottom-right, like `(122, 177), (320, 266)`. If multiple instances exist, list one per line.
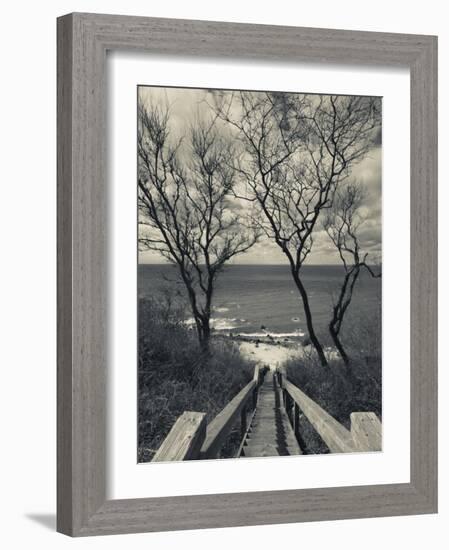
(138, 86), (381, 266)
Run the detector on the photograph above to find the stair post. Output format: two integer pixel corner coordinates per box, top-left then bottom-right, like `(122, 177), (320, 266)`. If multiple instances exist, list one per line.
(293, 403), (300, 438)
(240, 404), (247, 440)
(252, 387), (258, 409)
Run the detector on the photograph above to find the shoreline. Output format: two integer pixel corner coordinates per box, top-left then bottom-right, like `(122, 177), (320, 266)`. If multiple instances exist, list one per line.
(226, 332), (304, 348)
(216, 332), (305, 370)
(215, 331), (339, 369)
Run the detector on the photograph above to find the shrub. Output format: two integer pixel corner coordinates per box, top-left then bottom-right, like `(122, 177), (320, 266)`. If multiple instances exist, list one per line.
(285, 311), (381, 455)
(138, 297), (254, 462)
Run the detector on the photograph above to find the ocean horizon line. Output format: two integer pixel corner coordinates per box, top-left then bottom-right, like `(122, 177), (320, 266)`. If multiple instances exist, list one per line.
(138, 262), (382, 267)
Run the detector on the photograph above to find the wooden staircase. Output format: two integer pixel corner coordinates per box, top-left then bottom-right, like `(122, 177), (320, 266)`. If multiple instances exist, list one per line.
(239, 371), (302, 457)
(153, 365), (382, 462)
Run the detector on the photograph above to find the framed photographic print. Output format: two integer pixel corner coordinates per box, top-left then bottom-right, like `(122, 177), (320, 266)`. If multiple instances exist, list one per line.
(57, 13), (438, 536)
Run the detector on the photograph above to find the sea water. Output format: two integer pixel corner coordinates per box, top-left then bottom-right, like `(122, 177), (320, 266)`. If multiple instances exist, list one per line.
(138, 264), (381, 339)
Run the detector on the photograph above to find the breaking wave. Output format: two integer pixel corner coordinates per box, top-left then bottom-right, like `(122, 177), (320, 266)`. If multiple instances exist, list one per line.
(184, 317), (247, 331)
(238, 330), (305, 339)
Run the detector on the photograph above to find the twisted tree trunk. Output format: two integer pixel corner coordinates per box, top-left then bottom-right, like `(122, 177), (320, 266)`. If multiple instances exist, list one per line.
(293, 273), (328, 367)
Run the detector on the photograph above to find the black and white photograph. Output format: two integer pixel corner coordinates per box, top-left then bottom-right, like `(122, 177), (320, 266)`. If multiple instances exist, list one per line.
(0, 1), (441, 544)
(137, 85), (382, 462)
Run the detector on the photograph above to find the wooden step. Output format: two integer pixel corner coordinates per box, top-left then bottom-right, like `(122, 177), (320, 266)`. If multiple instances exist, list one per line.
(242, 443), (301, 458)
(240, 372), (302, 458)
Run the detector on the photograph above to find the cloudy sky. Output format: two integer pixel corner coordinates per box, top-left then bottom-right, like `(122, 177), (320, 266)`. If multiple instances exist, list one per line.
(138, 86), (381, 266)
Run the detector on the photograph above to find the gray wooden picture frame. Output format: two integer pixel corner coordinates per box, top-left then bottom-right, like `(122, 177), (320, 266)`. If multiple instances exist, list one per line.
(57, 12), (438, 537)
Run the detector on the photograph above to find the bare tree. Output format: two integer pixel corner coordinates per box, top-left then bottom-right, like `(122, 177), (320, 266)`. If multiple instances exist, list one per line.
(138, 100), (258, 352)
(213, 92), (380, 366)
(324, 182), (381, 368)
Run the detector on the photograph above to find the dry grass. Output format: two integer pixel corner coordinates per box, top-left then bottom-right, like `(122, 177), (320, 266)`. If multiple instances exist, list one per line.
(138, 297), (254, 462)
(285, 309), (382, 454)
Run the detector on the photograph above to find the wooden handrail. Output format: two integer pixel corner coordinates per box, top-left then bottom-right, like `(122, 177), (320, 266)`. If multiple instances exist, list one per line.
(199, 364), (266, 459)
(278, 370), (381, 453)
(200, 379), (257, 459)
(282, 379), (356, 453)
(153, 365), (263, 462)
(350, 412), (382, 451)
(152, 411), (207, 462)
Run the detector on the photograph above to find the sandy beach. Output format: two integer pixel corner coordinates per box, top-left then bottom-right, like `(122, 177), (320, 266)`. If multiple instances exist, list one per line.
(238, 340), (300, 370)
(234, 335), (341, 370)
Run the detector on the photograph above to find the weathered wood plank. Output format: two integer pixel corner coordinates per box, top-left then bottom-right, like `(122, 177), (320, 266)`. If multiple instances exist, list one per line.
(242, 372), (302, 457)
(253, 364), (260, 383)
(283, 379), (356, 453)
(200, 380), (257, 458)
(153, 412), (206, 462)
(350, 412), (382, 452)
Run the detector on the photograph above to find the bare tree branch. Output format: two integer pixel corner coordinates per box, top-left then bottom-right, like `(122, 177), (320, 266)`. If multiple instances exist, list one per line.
(212, 91), (381, 366)
(138, 99), (259, 351)
(323, 181), (382, 367)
